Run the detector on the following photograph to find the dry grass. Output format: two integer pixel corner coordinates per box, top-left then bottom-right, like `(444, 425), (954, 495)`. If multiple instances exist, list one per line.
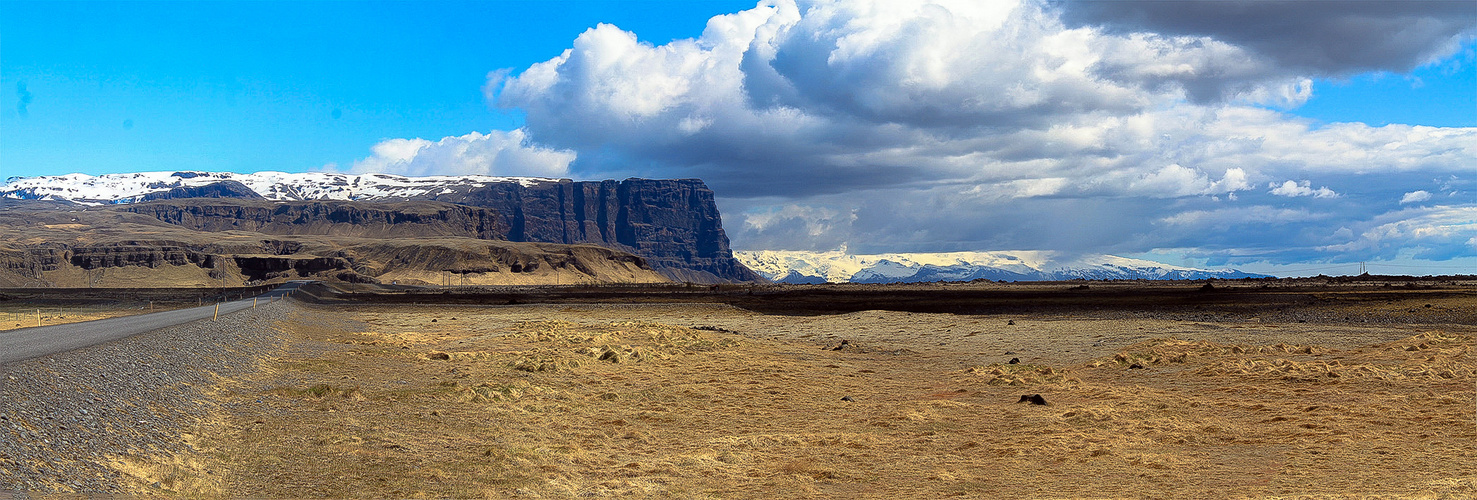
(170, 303), (1476, 498)
(0, 308), (160, 332)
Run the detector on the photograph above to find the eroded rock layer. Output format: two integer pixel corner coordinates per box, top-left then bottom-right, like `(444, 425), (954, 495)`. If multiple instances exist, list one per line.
(0, 202), (667, 287)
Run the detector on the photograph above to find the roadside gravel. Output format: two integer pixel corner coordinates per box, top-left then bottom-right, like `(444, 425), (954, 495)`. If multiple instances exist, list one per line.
(0, 300), (293, 495)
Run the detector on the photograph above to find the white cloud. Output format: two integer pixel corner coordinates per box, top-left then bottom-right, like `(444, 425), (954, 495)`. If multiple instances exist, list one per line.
(1160, 206), (1326, 228)
(350, 129), (575, 177)
(743, 204), (856, 236)
(1126, 165), (1251, 198)
(1318, 206), (1477, 260)
(1401, 190), (1433, 204)
(467, 0), (1477, 265)
(1268, 180), (1338, 198)
(737, 203), (859, 250)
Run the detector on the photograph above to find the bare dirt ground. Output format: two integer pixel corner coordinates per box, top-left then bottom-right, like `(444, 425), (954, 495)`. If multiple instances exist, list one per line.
(154, 293), (1477, 499)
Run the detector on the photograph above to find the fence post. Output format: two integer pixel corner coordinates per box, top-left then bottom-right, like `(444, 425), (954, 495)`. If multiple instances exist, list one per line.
(214, 304), (220, 321)
(36, 309), (41, 327)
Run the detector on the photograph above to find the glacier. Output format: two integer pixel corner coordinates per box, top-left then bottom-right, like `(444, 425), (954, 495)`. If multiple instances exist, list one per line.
(733, 249), (1269, 283)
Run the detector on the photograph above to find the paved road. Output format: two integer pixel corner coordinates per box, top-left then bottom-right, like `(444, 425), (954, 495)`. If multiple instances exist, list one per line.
(0, 281), (311, 366)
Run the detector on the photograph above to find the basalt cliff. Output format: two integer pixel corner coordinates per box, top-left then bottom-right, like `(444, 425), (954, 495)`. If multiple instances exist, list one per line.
(0, 199), (666, 288)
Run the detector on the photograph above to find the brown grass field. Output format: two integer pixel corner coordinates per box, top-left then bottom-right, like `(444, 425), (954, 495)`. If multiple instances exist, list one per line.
(0, 308), (154, 332)
(107, 288), (1476, 499)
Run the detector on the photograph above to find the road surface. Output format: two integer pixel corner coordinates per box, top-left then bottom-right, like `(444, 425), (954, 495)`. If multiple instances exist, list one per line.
(0, 281), (310, 365)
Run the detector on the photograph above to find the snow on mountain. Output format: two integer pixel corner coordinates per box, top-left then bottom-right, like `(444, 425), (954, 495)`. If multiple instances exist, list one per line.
(734, 249), (1269, 283)
(1, 171), (560, 204)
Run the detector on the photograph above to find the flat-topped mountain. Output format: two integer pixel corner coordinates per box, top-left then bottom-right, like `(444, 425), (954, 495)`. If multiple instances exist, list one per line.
(2, 171), (764, 283)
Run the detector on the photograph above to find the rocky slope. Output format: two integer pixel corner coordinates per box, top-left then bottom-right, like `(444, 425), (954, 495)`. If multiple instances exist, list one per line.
(2, 172), (763, 283)
(0, 201), (666, 287)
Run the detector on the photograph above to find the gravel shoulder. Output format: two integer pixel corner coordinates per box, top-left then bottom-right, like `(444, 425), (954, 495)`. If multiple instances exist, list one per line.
(0, 300), (294, 495)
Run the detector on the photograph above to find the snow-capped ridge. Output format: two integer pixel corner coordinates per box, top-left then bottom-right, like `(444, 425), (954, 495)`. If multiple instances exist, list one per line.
(1, 171), (563, 204)
(734, 249), (1268, 283)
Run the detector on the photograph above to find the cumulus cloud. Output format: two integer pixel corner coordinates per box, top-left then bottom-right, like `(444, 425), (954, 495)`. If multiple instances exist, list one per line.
(471, 0), (1477, 266)
(738, 203), (859, 250)
(1317, 206), (1477, 261)
(1401, 190), (1434, 204)
(1269, 180), (1338, 198)
(350, 129), (575, 177)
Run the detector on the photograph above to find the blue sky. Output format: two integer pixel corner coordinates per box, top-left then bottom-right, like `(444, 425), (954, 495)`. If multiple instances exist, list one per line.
(3, 1), (754, 175)
(3, 1), (1475, 276)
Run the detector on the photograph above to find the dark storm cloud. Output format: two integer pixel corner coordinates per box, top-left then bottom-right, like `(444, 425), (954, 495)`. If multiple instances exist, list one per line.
(1056, 0), (1477, 75)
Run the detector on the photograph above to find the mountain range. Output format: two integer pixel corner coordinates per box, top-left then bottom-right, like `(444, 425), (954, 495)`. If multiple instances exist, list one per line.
(3, 171), (1271, 285)
(1, 171), (556, 204)
(733, 249), (1269, 283)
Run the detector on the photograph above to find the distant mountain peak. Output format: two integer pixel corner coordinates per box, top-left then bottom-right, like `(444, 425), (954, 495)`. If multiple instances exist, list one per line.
(733, 249), (1269, 283)
(0, 171), (561, 204)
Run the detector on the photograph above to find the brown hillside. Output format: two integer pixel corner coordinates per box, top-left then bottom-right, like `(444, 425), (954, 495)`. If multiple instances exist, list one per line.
(0, 202), (666, 287)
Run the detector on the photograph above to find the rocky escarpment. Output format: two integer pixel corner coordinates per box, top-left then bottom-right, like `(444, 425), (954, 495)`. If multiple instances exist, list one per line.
(130, 179), (264, 203)
(419, 178), (762, 283)
(0, 237), (662, 288)
(118, 190), (759, 282)
(0, 204), (668, 287)
(124, 199), (507, 240)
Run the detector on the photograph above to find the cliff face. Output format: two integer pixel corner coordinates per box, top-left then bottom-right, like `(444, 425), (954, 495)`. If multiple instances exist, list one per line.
(0, 206), (668, 288)
(124, 199), (507, 240)
(424, 179), (763, 283)
(133, 180), (264, 202)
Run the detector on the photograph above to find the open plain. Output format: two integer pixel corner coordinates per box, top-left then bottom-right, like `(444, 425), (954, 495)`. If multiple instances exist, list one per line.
(2, 279), (1475, 498)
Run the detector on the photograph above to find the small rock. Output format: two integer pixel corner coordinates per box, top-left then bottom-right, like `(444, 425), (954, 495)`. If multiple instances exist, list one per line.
(840, 395), (855, 402)
(1128, 363), (1145, 369)
(1008, 358), (1020, 364)
(1016, 394), (1048, 405)
(831, 340), (850, 351)
(1007, 320), (1015, 326)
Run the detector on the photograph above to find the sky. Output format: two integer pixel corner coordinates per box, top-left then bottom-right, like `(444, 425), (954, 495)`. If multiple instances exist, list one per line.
(3, 0), (1475, 276)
